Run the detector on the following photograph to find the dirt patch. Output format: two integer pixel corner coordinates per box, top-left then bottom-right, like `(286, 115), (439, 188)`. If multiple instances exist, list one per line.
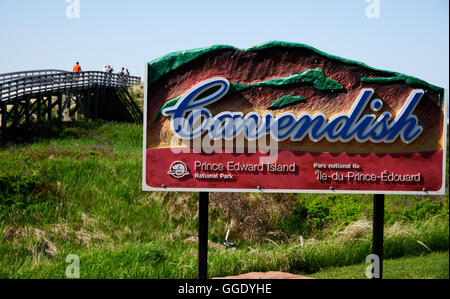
(210, 193), (295, 241)
(183, 236), (224, 251)
(75, 213), (111, 248)
(2, 225), (58, 257)
(2, 213), (111, 253)
(156, 192), (296, 242)
(22, 146), (116, 162)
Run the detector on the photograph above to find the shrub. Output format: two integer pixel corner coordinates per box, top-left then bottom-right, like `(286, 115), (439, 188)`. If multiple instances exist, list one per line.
(0, 172), (62, 223)
(307, 200), (330, 228)
(327, 195), (363, 224)
(403, 198), (442, 220)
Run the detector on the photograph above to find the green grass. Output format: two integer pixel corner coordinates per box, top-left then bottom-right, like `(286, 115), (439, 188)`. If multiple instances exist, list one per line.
(309, 251), (449, 279)
(1, 221), (447, 278)
(0, 120), (448, 279)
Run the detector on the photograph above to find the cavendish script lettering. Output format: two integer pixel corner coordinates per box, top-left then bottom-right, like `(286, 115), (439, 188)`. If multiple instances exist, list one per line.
(162, 77), (424, 144)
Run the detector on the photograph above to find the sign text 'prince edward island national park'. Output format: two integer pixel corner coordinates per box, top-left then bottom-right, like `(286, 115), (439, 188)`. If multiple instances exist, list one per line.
(143, 42), (447, 194)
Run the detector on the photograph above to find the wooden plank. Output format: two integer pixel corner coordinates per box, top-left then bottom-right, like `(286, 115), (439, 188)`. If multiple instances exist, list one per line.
(94, 87), (99, 119)
(28, 98), (38, 121)
(47, 94), (52, 121)
(12, 101), (19, 128)
(86, 89), (92, 120)
(69, 92), (79, 119)
(57, 93), (63, 121)
(37, 94), (42, 122)
(25, 96), (31, 125)
(61, 91), (72, 119)
(17, 100), (26, 124)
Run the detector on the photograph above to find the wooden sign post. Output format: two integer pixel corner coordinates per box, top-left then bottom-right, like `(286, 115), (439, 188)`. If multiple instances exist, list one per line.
(372, 194), (385, 279)
(198, 192), (209, 279)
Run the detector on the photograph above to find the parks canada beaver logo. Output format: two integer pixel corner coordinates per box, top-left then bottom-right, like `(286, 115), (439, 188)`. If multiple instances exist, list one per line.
(168, 161), (190, 179)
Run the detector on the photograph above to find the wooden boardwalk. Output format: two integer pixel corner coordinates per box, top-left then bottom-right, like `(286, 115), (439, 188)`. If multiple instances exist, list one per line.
(0, 69), (142, 139)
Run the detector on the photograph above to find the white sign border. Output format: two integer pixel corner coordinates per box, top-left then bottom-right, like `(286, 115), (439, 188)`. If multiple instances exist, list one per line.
(142, 64), (448, 195)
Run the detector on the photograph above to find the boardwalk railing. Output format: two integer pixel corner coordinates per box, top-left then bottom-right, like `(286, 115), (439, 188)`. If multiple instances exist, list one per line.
(0, 69), (67, 84)
(0, 70), (141, 102)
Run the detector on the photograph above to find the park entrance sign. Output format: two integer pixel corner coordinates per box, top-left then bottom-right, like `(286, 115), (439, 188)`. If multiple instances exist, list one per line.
(142, 41), (447, 195)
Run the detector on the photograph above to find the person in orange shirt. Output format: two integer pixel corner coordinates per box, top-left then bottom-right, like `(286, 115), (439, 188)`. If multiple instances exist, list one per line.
(73, 62), (81, 72)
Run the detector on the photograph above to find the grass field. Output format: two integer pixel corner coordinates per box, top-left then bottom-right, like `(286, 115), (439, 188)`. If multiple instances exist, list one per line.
(0, 120), (448, 279)
(310, 251), (449, 279)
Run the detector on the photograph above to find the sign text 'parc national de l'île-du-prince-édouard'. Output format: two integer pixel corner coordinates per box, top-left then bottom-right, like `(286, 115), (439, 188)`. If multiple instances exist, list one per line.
(142, 41), (447, 195)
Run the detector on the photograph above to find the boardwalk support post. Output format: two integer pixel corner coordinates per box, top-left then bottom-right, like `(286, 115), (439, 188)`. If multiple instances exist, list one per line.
(37, 95), (42, 123)
(57, 93), (63, 121)
(47, 95), (52, 121)
(1, 102), (6, 139)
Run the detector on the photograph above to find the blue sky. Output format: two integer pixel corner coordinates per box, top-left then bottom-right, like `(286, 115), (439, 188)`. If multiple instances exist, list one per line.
(0, 0), (448, 89)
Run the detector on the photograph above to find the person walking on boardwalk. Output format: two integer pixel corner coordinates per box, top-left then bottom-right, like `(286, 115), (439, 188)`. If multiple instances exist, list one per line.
(120, 68), (126, 86)
(73, 62), (81, 72)
(73, 62), (82, 80)
(125, 69), (130, 85)
(103, 65), (109, 84)
(106, 65), (113, 86)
